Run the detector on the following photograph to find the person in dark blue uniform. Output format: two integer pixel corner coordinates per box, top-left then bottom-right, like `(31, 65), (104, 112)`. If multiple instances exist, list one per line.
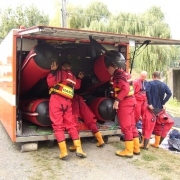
(141, 71), (174, 149)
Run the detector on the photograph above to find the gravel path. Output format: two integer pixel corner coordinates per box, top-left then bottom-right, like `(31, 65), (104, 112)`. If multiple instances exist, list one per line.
(0, 122), (158, 180)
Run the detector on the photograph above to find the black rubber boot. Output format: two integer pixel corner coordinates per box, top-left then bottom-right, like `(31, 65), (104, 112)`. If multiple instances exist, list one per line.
(143, 139), (149, 150)
(160, 137), (165, 145)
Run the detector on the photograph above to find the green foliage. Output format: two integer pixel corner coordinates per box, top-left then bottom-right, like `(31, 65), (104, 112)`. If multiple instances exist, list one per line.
(133, 45), (178, 78)
(78, 4), (178, 74)
(1, 1), (179, 73)
(67, 0), (111, 29)
(24, 5), (49, 27)
(127, 6), (179, 75)
(112, 140), (180, 179)
(67, 5), (86, 29)
(158, 164), (172, 173)
(0, 4), (49, 42)
(142, 153), (158, 161)
(166, 97), (180, 117)
(83, 4), (178, 74)
(85, 1), (111, 27)
(167, 97), (180, 106)
(146, 6), (165, 21)
(49, 0), (61, 27)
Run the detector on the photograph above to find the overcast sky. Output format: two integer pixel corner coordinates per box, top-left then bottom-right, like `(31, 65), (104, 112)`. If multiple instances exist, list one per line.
(1, 0), (180, 39)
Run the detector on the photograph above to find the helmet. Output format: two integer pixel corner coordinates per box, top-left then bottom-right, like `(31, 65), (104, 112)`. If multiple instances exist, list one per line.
(104, 50), (126, 70)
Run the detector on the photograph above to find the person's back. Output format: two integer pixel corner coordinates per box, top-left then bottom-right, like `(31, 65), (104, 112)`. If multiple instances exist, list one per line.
(141, 71), (173, 150)
(146, 72), (172, 110)
(47, 61), (87, 160)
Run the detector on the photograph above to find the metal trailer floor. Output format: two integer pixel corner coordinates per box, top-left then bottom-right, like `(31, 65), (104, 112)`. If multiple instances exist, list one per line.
(16, 120), (121, 143)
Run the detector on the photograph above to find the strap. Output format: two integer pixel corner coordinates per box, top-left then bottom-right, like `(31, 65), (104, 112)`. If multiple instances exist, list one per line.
(61, 104), (68, 113)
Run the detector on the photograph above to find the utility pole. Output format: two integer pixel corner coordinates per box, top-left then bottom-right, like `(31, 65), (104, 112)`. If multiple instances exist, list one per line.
(61, 0), (68, 28)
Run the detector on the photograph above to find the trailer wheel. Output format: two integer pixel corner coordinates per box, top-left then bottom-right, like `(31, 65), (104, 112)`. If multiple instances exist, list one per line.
(46, 140), (55, 148)
(20, 142), (38, 152)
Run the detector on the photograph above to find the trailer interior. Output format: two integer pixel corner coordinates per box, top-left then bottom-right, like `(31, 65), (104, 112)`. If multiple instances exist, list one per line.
(1, 26), (180, 151)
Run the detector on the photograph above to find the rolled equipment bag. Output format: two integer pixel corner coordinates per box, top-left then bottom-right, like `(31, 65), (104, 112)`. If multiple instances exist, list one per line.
(89, 97), (116, 121)
(20, 98), (51, 126)
(20, 43), (59, 95)
(94, 50), (125, 82)
(94, 55), (111, 82)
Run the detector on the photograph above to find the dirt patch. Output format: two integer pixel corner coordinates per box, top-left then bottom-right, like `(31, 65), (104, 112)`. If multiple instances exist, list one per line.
(0, 122), (156, 180)
(113, 140), (180, 180)
(1, 121), (179, 180)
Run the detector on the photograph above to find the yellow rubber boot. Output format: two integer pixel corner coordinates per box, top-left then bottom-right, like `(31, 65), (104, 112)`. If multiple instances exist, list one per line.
(69, 145), (76, 152)
(133, 137), (140, 155)
(116, 141), (133, 158)
(58, 141), (68, 160)
(73, 139), (87, 158)
(151, 135), (161, 148)
(69, 138), (82, 152)
(94, 132), (105, 147)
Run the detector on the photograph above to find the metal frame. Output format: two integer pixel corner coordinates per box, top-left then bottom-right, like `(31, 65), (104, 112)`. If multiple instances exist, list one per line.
(17, 26), (180, 45)
(16, 129), (121, 142)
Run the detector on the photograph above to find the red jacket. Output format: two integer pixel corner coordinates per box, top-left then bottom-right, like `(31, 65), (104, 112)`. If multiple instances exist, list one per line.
(133, 78), (147, 101)
(112, 69), (131, 101)
(47, 69), (81, 89)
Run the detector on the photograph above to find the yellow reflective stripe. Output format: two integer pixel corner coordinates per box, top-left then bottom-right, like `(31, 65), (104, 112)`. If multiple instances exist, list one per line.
(61, 85), (74, 97)
(49, 83), (74, 99)
(66, 78), (76, 84)
(128, 85), (134, 95)
(114, 85), (134, 97)
(114, 88), (120, 92)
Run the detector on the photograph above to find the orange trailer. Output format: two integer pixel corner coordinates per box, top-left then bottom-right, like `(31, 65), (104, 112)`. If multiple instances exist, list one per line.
(0, 26), (180, 151)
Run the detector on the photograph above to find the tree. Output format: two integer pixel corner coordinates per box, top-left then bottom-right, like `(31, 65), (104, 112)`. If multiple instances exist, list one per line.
(49, 3), (180, 75)
(67, 4), (86, 29)
(85, 1), (111, 28)
(67, 1), (111, 29)
(139, 6), (171, 38)
(49, 1), (85, 28)
(131, 6), (174, 76)
(23, 5), (49, 27)
(0, 4), (49, 42)
(49, 0), (61, 27)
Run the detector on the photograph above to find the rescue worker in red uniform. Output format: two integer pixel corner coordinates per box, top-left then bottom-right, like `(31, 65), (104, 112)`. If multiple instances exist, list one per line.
(141, 71), (174, 150)
(69, 94), (105, 151)
(107, 62), (140, 158)
(47, 61), (86, 160)
(133, 71), (148, 148)
(134, 71), (148, 123)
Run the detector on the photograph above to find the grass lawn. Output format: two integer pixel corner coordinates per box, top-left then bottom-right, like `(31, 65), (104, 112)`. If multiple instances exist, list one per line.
(112, 95), (180, 180)
(112, 140), (180, 180)
(166, 98), (180, 117)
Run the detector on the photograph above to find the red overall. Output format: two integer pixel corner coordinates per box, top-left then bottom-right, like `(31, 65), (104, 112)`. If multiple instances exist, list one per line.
(143, 108), (174, 139)
(71, 94), (98, 133)
(112, 69), (139, 141)
(47, 70), (81, 142)
(134, 78), (147, 123)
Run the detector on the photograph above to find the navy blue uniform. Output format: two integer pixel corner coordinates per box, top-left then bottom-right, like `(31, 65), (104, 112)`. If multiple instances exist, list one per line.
(146, 80), (172, 109)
